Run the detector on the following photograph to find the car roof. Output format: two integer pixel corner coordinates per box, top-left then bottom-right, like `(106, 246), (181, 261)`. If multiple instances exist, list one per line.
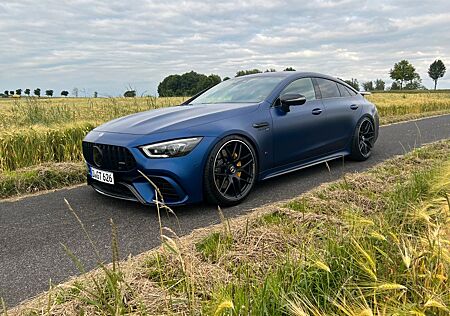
(238, 71), (338, 81)
(237, 71), (358, 93)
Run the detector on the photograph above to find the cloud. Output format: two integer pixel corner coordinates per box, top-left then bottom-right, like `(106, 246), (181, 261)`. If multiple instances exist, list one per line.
(1, 0), (450, 95)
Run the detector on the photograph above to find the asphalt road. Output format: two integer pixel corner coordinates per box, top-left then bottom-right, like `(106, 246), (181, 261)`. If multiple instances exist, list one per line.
(1, 114), (449, 308)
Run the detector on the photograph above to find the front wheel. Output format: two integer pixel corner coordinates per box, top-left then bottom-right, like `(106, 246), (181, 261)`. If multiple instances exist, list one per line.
(349, 117), (376, 161)
(204, 136), (257, 206)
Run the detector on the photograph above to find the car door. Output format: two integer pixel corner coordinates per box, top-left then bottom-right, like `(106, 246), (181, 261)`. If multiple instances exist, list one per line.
(270, 77), (329, 167)
(314, 78), (362, 153)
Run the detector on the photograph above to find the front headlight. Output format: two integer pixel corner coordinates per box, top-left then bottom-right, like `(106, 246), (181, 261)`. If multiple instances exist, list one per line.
(140, 137), (203, 158)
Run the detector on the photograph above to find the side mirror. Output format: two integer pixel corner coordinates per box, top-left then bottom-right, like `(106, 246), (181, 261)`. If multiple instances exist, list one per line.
(279, 94), (307, 112)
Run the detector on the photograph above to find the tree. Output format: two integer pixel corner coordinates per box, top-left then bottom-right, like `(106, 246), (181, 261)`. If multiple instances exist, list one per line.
(374, 79), (385, 91)
(207, 74), (221, 84)
(284, 67), (296, 71)
(389, 60), (417, 90)
(362, 81), (374, 91)
(264, 68), (276, 72)
(158, 71), (222, 97)
(124, 90), (136, 97)
(404, 73), (424, 90)
(45, 89), (54, 97)
(223, 77), (230, 81)
(24, 88), (31, 96)
(72, 87), (79, 98)
(61, 90), (69, 97)
(9, 91), (14, 96)
(235, 69), (262, 77)
(16, 89), (22, 96)
(34, 88), (41, 97)
(94, 91), (98, 98)
(390, 81), (401, 90)
(343, 78), (359, 91)
(428, 59), (446, 90)
(4, 90), (9, 96)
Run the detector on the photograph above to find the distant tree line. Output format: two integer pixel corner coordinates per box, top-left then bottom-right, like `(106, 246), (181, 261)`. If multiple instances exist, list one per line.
(1, 88), (71, 98)
(157, 71), (222, 97)
(0, 88), (102, 98)
(362, 59), (446, 91)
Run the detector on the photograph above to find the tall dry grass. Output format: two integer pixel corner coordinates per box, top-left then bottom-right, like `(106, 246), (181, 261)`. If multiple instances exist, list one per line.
(0, 123), (95, 171)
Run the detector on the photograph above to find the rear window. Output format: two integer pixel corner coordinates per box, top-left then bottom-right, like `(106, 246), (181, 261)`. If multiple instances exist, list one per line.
(337, 83), (351, 97)
(316, 78), (340, 99)
(346, 86), (357, 96)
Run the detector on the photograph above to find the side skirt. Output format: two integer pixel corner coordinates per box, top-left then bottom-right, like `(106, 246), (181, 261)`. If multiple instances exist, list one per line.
(260, 151), (349, 180)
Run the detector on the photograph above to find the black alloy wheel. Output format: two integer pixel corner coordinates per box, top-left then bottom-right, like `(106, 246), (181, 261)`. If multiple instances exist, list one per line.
(204, 136), (257, 206)
(350, 117), (376, 161)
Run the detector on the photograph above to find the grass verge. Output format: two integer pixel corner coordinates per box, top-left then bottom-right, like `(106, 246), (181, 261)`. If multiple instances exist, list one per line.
(0, 162), (85, 198)
(4, 140), (449, 315)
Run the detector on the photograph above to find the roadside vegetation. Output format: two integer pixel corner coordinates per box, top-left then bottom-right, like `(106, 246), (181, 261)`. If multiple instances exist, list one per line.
(0, 163), (85, 198)
(5, 140), (449, 315)
(0, 92), (449, 199)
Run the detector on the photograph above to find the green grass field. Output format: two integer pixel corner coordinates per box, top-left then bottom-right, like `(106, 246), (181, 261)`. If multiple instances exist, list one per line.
(0, 92), (449, 198)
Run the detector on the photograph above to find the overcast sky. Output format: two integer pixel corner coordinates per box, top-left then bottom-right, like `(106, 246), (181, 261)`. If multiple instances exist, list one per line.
(1, 0), (449, 96)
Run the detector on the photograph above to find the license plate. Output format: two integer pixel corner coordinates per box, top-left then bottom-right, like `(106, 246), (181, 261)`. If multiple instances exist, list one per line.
(90, 167), (114, 185)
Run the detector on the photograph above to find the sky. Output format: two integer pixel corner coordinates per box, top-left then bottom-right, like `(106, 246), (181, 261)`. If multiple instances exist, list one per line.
(1, 0), (450, 96)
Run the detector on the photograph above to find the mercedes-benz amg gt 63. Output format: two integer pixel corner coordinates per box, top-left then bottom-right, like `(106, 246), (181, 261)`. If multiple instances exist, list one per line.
(82, 72), (379, 206)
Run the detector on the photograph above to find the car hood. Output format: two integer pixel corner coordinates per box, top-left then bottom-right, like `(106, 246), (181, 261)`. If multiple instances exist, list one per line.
(94, 103), (260, 135)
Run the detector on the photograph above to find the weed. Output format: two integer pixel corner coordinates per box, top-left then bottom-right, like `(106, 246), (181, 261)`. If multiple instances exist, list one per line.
(196, 232), (233, 263)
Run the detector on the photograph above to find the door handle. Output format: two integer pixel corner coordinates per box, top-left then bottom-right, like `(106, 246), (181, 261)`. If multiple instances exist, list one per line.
(252, 122), (269, 129)
(311, 108), (323, 115)
(350, 104), (359, 110)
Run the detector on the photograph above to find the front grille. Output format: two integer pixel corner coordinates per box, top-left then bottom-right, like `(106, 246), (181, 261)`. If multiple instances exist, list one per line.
(91, 181), (138, 201)
(83, 142), (136, 171)
(149, 177), (180, 201)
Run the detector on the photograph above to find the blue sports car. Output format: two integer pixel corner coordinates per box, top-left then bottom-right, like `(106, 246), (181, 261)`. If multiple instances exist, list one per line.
(82, 72), (379, 206)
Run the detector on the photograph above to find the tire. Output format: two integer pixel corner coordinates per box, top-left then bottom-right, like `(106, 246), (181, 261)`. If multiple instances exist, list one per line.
(349, 116), (376, 161)
(204, 135), (257, 206)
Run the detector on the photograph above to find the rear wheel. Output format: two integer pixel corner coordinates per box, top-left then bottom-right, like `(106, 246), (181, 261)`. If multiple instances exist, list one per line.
(349, 117), (376, 161)
(204, 136), (257, 206)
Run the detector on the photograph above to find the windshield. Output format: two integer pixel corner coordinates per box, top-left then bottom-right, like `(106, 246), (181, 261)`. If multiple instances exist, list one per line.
(189, 76), (284, 105)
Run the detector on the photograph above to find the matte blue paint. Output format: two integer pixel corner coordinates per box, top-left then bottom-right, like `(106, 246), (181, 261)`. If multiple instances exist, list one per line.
(83, 72), (378, 205)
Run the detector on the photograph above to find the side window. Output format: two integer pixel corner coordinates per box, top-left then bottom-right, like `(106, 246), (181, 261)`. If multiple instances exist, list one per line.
(316, 78), (340, 99)
(337, 83), (351, 97)
(281, 78), (316, 101)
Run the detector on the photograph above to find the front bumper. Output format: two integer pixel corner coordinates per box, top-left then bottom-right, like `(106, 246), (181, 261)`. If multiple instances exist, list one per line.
(83, 132), (217, 205)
